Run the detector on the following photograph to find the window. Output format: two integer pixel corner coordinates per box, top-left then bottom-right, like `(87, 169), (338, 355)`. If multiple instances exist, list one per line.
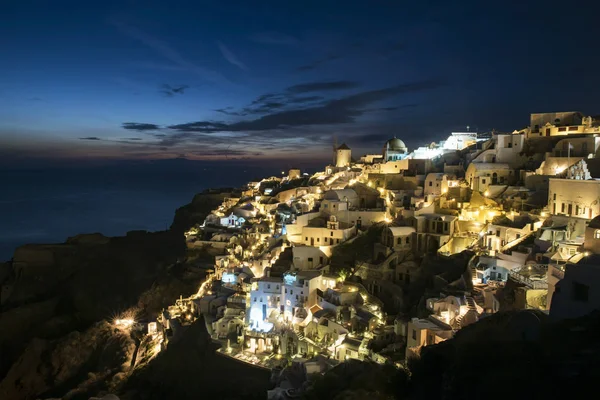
(285, 288), (288, 293)
(571, 282), (589, 302)
(569, 126), (578, 131)
(482, 179), (486, 184)
(260, 297), (262, 302)
(317, 238), (320, 242)
(594, 230), (600, 239)
(331, 232), (333, 236)
(397, 237), (402, 245)
(267, 284), (270, 289)
(553, 193), (556, 201)
(305, 237), (308, 241)
(576, 205), (580, 215)
(429, 181), (433, 187)
(406, 237), (410, 244)
(276, 285), (279, 290)
(295, 295), (298, 300)
(561, 203), (565, 213)
(290, 290), (293, 295)
(412, 329), (417, 340)
(308, 257), (313, 262)
(254, 297), (257, 302)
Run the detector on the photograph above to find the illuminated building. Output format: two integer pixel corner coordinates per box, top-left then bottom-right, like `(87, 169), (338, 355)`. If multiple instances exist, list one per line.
(334, 143), (352, 167)
(383, 137), (408, 161)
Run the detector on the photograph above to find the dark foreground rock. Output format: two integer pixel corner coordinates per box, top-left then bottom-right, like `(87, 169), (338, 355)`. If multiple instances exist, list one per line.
(0, 321), (135, 400)
(0, 229), (187, 393)
(120, 317), (270, 400)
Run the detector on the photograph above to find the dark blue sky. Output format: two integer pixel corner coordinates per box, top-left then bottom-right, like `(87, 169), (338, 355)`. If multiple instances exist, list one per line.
(2, 0), (599, 165)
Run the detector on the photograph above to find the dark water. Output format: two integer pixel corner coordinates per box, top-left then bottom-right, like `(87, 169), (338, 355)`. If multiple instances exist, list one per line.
(0, 159), (292, 261)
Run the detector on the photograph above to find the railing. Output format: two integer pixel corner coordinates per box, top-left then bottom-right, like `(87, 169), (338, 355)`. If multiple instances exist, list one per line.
(507, 265), (548, 289)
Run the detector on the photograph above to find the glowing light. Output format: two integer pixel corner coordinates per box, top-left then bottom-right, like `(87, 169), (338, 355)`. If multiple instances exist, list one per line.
(114, 318), (135, 330)
(484, 191), (490, 197)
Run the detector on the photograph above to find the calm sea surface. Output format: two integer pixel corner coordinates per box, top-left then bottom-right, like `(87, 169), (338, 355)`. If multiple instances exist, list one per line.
(0, 160), (288, 261)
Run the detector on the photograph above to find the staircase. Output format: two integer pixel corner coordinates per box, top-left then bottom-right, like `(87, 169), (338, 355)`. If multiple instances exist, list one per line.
(294, 328), (305, 340)
(465, 296), (477, 311)
(500, 231), (534, 252)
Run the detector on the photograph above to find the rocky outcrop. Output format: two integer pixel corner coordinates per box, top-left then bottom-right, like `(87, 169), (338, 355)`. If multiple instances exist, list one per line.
(0, 189), (234, 399)
(170, 190), (236, 234)
(120, 317), (270, 400)
(0, 321), (135, 400)
(0, 229), (185, 383)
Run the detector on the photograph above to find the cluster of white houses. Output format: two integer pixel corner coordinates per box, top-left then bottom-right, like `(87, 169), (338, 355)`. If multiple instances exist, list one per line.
(151, 111), (600, 398)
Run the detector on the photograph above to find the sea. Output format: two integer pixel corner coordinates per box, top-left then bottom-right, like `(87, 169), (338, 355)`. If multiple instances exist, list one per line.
(0, 159), (313, 261)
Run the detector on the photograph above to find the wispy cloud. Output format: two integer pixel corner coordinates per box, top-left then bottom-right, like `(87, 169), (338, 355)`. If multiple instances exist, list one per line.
(159, 84), (190, 97)
(297, 54), (341, 71)
(109, 18), (230, 84)
(122, 122), (162, 131)
(217, 41), (247, 71)
(123, 79), (444, 149)
(79, 137), (102, 141)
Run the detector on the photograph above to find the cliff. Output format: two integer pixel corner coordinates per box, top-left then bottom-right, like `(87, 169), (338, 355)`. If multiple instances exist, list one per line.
(0, 230), (186, 386)
(170, 189), (238, 234)
(0, 321), (136, 400)
(0, 189), (264, 399)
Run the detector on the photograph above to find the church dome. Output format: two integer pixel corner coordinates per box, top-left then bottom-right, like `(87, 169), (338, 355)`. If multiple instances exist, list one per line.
(385, 137), (407, 152)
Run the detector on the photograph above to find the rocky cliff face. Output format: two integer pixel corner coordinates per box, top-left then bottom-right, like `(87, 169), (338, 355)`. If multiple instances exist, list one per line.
(0, 229), (186, 397)
(0, 190), (269, 400)
(0, 321), (136, 400)
(170, 189), (238, 234)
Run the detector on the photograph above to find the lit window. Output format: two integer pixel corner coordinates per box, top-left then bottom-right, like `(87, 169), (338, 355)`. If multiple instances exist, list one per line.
(595, 230), (600, 239)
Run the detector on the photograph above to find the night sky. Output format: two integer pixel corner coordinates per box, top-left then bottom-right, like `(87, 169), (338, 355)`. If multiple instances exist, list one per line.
(2, 0), (600, 165)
